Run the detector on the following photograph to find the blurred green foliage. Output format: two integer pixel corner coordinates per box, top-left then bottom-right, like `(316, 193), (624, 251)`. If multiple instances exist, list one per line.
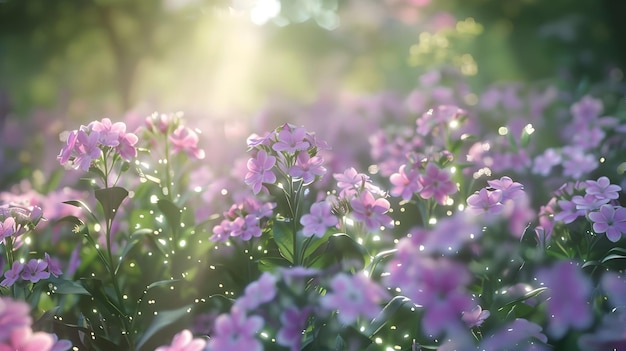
(0, 0), (623, 117)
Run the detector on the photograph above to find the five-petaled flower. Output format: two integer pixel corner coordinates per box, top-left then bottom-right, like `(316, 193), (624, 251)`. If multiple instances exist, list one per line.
(588, 204), (626, 242)
(245, 149), (277, 194)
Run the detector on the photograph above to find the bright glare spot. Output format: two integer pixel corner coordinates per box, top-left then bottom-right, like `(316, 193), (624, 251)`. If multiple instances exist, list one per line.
(375, 337), (383, 344)
(150, 195), (159, 204)
(419, 245), (425, 251)
(373, 235), (381, 241)
(24, 237), (31, 245)
(194, 186), (202, 192)
(450, 166), (456, 174)
(458, 204), (465, 211)
(524, 123), (535, 135)
(449, 120), (459, 129)
(93, 223), (101, 232)
(345, 217), (354, 227)
(250, 0), (281, 25)
(179, 239), (187, 248)
(220, 188), (228, 195)
(498, 126), (509, 135)
(357, 237), (364, 245)
(445, 198), (454, 206)
(429, 217), (437, 225)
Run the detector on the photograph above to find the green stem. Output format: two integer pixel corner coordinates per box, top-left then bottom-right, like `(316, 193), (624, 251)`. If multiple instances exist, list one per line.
(163, 134), (173, 201)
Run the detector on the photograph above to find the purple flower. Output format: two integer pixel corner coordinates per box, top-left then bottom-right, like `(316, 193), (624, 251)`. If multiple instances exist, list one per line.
(532, 148), (561, 176)
(234, 272), (277, 311)
(401, 257), (473, 336)
(1, 262), (23, 287)
(561, 146), (598, 179)
(585, 176), (621, 201)
(419, 163), (457, 205)
(116, 130), (139, 161)
(272, 125), (309, 153)
(481, 318), (548, 350)
(0, 217), (15, 242)
(169, 126), (205, 160)
(320, 272), (388, 325)
(537, 261), (592, 338)
(422, 213), (481, 254)
(462, 305), (490, 328)
(588, 205), (626, 242)
(288, 152), (326, 185)
(21, 259), (50, 283)
(57, 130), (79, 165)
(350, 190), (393, 231)
(73, 130), (102, 171)
(0, 298), (32, 341)
(578, 310), (626, 351)
(230, 215), (261, 241)
(89, 118), (125, 147)
(487, 176), (524, 201)
(466, 188), (504, 216)
(154, 329), (206, 351)
(44, 253), (63, 278)
(207, 307), (264, 351)
(211, 219), (232, 242)
(570, 95), (603, 122)
(572, 193), (609, 213)
(244, 150), (277, 194)
(334, 167), (372, 199)
(389, 164), (423, 201)
(600, 272), (626, 308)
(553, 199), (584, 224)
(0, 326), (55, 351)
(50, 334), (72, 351)
(276, 306), (312, 351)
(300, 201), (338, 238)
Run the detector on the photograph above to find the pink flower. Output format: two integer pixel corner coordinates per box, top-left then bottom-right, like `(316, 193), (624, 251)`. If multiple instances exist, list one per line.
(481, 318), (548, 350)
(277, 306), (311, 351)
(57, 130), (79, 165)
(89, 118), (126, 147)
(0, 326), (54, 351)
(1, 262), (23, 287)
(300, 201), (338, 238)
(169, 126), (205, 160)
(350, 190), (393, 231)
(320, 272), (388, 325)
(288, 152), (326, 184)
(462, 305), (490, 328)
(0, 298), (32, 341)
(0, 217), (15, 242)
(245, 150), (277, 194)
(466, 188), (504, 216)
(588, 205), (626, 242)
(537, 261), (593, 338)
(272, 125), (309, 153)
(532, 148), (561, 176)
(389, 164), (422, 201)
(334, 167), (371, 199)
(230, 214), (261, 241)
(154, 329), (206, 351)
(418, 163), (457, 205)
(73, 130), (102, 171)
(21, 259), (49, 283)
(116, 131), (139, 161)
(208, 307), (264, 351)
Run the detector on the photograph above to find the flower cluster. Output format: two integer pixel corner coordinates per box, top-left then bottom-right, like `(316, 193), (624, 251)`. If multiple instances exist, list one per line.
(58, 118), (138, 171)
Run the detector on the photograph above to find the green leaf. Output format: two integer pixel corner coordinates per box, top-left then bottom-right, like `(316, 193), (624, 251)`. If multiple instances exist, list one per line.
(146, 279), (180, 291)
(62, 201), (98, 222)
(601, 254), (626, 264)
(136, 305), (192, 350)
(157, 198), (182, 235)
(47, 276), (90, 295)
(272, 220), (294, 263)
(95, 187), (129, 224)
(326, 233), (367, 269)
(363, 296), (413, 336)
(520, 128), (532, 148)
